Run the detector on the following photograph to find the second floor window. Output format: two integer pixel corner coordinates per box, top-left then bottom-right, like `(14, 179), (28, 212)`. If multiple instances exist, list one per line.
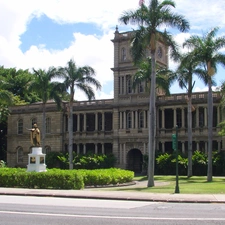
(46, 117), (51, 133)
(17, 119), (23, 134)
(121, 47), (126, 61)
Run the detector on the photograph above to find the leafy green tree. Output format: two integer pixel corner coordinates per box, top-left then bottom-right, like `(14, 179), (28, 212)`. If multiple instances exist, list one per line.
(183, 27), (225, 182)
(58, 59), (101, 169)
(29, 67), (67, 149)
(119, 0), (189, 186)
(0, 66), (40, 103)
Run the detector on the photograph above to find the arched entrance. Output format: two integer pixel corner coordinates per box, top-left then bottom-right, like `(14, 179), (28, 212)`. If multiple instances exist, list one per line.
(127, 148), (143, 174)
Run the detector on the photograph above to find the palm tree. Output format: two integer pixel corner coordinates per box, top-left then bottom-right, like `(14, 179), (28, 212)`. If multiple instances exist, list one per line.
(29, 67), (66, 150)
(175, 53), (209, 177)
(133, 57), (175, 95)
(119, 0), (190, 186)
(183, 27), (225, 181)
(58, 59), (101, 170)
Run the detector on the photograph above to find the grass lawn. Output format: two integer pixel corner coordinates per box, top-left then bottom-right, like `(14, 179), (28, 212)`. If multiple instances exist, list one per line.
(111, 176), (225, 194)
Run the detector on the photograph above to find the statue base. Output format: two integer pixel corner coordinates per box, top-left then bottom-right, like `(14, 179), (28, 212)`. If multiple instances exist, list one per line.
(27, 147), (47, 172)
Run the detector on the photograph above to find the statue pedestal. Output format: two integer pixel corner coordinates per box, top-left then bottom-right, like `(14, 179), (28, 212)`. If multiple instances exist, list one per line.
(27, 147), (47, 172)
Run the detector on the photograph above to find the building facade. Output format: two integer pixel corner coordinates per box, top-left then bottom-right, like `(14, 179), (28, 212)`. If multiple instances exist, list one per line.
(7, 28), (224, 172)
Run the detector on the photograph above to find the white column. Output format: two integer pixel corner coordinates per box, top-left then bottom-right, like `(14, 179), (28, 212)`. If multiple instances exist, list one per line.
(173, 108), (176, 127)
(204, 107), (207, 127)
(181, 108), (185, 128)
(143, 143), (146, 155)
(95, 113), (98, 131)
(77, 144), (80, 154)
(102, 143), (105, 154)
(120, 112), (122, 129)
(196, 142), (199, 151)
(123, 143), (126, 164)
(84, 113), (86, 131)
(77, 114), (80, 132)
(162, 142), (165, 153)
(205, 141), (207, 154)
(95, 143), (98, 154)
(131, 111), (134, 129)
(135, 111), (138, 128)
(182, 142), (185, 154)
(123, 112), (126, 129)
(162, 109), (165, 129)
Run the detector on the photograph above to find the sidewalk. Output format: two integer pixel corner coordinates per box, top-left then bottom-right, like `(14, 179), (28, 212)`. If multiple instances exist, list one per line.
(1, 181), (225, 203)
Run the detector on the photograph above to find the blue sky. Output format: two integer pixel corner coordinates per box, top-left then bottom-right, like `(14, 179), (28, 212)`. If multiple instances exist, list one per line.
(0, 0), (225, 100)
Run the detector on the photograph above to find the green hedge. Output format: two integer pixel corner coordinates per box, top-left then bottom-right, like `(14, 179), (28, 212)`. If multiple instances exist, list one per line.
(0, 168), (134, 189)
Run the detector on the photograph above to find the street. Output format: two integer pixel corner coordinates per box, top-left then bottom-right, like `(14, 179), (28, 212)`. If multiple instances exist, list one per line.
(0, 195), (225, 225)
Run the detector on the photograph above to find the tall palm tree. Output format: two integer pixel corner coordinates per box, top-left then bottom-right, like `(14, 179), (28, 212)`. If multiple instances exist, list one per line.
(119, 0), (190, 186)
(175, 53), (209, 177)
(29, 67), (66, 150)
(183, 27), (225, 181)
(59, 59), (101, 170)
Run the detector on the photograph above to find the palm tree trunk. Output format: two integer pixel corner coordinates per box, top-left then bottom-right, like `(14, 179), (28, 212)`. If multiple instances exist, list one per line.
(147, 50), (156, 187)
(187, 97), (192, 177)
(207, 77), (213, 181)
(68, 101), (73, 170)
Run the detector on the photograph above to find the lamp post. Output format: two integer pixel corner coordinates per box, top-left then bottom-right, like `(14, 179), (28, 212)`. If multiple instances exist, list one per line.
(172, 125), (179, 193)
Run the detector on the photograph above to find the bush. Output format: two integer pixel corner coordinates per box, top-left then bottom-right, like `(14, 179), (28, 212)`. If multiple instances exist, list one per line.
(0, 168), (134, 189)
(55, 152), (116, 170)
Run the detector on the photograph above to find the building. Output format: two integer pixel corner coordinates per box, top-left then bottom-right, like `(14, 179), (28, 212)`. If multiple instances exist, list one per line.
(7, 28), (224, 172)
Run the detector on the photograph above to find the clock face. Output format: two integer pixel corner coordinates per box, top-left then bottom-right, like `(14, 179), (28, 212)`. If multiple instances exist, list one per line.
(157, 47), (163, 58)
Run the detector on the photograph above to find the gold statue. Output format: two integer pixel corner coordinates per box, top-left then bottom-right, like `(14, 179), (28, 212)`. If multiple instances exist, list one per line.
(28, 123), (41, 146)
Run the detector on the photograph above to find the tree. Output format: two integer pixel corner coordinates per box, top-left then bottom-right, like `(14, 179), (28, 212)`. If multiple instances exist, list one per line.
(119, 0), (190, 186)
(0, 66), (40, 104)
(133, 57), (175, 95)
(59, 59), (101, 169)
(183, 27), (225, 181)
(175, 53), (210, 177)
(29, 67), (66, 150)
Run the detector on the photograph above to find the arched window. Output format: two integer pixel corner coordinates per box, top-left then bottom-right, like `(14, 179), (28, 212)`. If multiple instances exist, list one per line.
(127, 112), (132, 129)
(46, 117), (51, 133)
(121, 47), (126, 61)
(139, 82), (144, 93)
(126, 75), (132, 94)
(16, 146), (23, 163)
(17, 119), (23, 134)
(139, 111), (144, 128)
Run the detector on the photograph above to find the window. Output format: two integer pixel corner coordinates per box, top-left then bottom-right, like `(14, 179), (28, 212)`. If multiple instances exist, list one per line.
(31, 118), (37, 127)
(127, 112), (132, 129)
(126, 75), (132, 94)
(17, 146), (23, 163)
(139, 82), (144, 93)
(17, 119), (23, 134)
(139, 111), (144, 128)
(121, 47), (126, 61)
(46, 117), (51, 133)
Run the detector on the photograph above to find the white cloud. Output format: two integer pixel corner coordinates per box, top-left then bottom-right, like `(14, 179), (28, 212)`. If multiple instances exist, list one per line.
(0, 0), (225, 100)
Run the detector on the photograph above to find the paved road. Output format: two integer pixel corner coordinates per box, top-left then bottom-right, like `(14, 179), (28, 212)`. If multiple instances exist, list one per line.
(1, 195), (225, 225)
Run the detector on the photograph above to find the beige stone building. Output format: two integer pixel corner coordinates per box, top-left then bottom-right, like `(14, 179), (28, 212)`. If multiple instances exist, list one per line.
(7, 28), (223, 172)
